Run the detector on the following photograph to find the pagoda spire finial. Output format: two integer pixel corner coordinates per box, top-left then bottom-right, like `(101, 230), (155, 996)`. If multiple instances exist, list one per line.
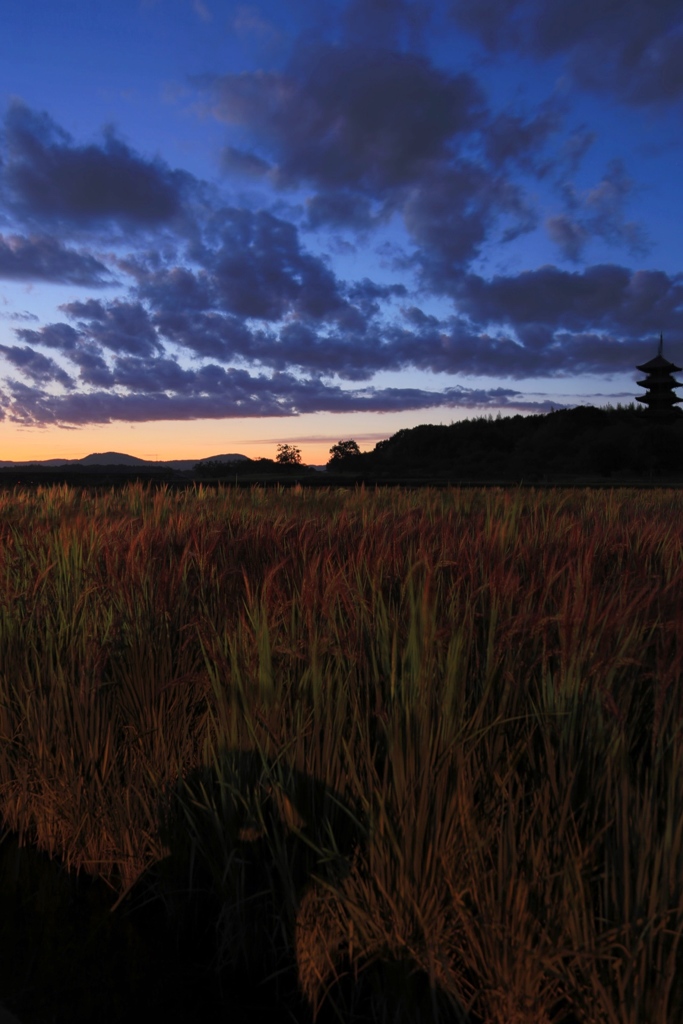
(659, 332), (664, 357)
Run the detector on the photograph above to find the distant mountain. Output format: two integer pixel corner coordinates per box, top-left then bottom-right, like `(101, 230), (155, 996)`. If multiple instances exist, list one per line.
(78, 452), (153, 466)
(0, 451), (251, 471)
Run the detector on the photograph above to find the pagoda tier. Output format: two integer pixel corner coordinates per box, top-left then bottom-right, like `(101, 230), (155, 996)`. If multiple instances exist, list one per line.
(636, 335), (683, 417)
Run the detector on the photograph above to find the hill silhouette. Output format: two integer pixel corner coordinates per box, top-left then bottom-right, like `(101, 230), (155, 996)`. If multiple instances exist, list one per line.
(0, 452), (250, 471)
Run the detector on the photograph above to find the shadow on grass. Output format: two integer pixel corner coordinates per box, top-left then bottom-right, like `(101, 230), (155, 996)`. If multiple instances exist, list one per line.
(0, 750), (472, 1024)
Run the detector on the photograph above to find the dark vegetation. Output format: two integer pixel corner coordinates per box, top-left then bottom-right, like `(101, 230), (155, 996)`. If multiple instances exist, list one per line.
(181, 404), (683, 485)
(324, 404), (683, 482)
(3, 404), (681, 490)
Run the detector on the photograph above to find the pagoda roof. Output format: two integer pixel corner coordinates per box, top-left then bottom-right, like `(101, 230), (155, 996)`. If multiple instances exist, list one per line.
(636, 353), (683, 373)
(636, 334), (682, 373)
(636, 376), (683, 389)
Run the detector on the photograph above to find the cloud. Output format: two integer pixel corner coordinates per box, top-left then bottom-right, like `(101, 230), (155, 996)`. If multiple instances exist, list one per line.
(548, 160), (649, 260)
(193, 0), (212, 22)
(401, 305), (441, 328)
(559, 127), (596, 176)
(57, 299), (163, 357)
(151, 309), (260, 360)
(134, 206), (359, 325)
(579, 161), (649, 253)
(0, 310), (39, 322)
(66, 346), (116, 389)
(2, 101), (191, 230)
(452, 263), (683, 339)
(18, 258), (676, 387)
(450, 0), (683, 105)
(124, 263), (216, 314)
(546, 215), (588, 262)
(345, 278), (408, 317)
(107, 354), (194, 393)
(484, 102), (563, 172)
(403, 163), (537, 289)
(198, 41), (548, 273)
(0, 233), (114, 285)
(341, 0), (434, 50)
(198, 42), (486, 195)
(0, 363), (548, 427)
(16, 321), (82, 352)
(304, 191), (380, 232)
(0, 58), (669, 423)
(220, 146), (271, 178)
(0, 344), (74, 388)
(149, 310), (395, 380)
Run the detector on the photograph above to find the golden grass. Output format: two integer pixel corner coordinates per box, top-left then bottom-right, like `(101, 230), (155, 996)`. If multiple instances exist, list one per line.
(1, 481), (683, 1021)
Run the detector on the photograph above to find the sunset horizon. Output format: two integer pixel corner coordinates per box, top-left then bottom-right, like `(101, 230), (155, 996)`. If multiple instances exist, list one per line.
(1, 0), (681, 463)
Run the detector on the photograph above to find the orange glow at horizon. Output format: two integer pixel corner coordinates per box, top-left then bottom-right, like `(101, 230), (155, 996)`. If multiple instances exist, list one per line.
(0, 413), (412, 466)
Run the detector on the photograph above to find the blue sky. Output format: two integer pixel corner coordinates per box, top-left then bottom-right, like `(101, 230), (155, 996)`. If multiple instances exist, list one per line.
(0, 0), (681, 462)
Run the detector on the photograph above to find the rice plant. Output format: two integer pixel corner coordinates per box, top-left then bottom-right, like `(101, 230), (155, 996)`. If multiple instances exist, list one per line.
(0, 482), (682, 1021)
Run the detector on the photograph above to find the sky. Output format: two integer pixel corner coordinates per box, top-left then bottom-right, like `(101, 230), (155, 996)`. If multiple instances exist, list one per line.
(0, 0), (681, 464)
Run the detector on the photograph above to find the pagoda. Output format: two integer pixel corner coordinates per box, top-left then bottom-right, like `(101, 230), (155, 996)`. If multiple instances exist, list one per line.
(636, 335), (683, 417)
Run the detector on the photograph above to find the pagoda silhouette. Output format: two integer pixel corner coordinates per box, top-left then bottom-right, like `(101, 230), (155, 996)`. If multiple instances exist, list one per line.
(636, 335), (683, 417)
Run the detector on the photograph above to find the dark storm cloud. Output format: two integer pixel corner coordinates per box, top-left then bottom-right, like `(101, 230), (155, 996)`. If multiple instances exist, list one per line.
(451, 0), (683, 105)
(0, 344), (73, 388)
(2, 102), (190, 229)
(0, 233), (114, 285)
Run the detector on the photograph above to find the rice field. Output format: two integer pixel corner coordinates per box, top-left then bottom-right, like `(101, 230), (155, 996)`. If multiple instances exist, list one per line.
(1, 481), (682, 1023)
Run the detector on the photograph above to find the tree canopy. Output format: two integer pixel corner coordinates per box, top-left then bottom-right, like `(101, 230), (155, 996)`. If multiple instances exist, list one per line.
(276, 443), (302, 466)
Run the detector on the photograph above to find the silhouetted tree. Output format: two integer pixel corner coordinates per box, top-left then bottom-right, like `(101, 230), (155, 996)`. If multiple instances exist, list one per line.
(275, 443), (302, 466)
(328, 440), (361, 467)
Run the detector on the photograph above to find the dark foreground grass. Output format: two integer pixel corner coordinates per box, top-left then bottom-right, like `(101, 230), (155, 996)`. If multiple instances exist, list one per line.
(0, 482), (682, 1022)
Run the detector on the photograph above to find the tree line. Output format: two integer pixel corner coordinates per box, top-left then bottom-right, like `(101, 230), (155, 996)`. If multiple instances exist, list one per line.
(195, 405), (683, 482)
